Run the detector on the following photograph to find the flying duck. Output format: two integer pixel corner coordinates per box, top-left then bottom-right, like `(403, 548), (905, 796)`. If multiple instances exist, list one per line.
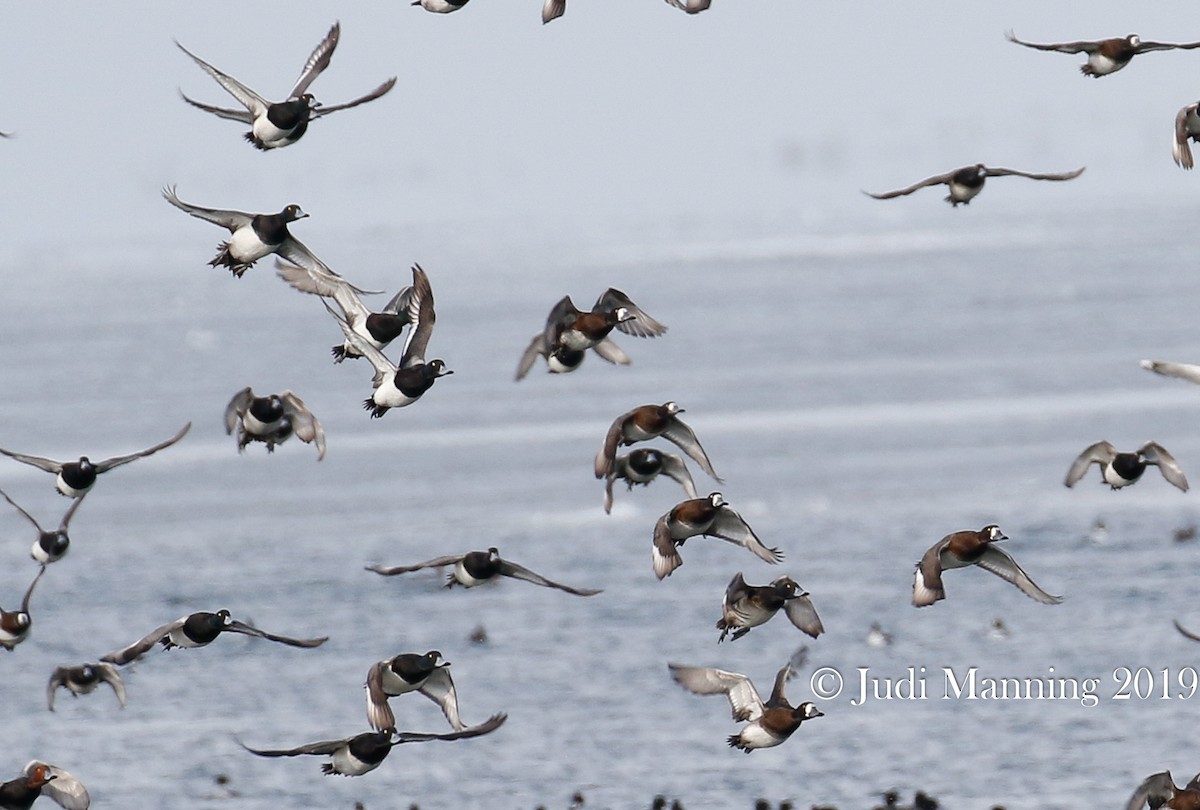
(1173, 102), (1200, 169)
(275, 257), (411, 362)
(865, 164), (1085, 206)
(1005, 31), (1200, 77)
(329, 264), (451, 416)
(0, 488), (86, 564)
(716, 573), (823, 642)
(912, 525), (1062, 607)
(46, 663), (126, 712)
(603, 448), (697, 514)
(0, 566), (45, 651)
(1125, 770), (1200, 810)
(0, 762), (89, 810)
(100, 609), (328, 665)
(224, 388), (326, 460)
(516, 288), (666, 381)
(0, 422), (190, 498)
(653, 493), (782, 580)
(240, 713), (506, 776)
(543, 0), (565, 23)
(367, 546), (602, 596)
(664, 0), (712, 12)
(413, 0), (470, 11)
(176, 22), (396, 150)
(1064, 441), (1188, 491)
(366, 650), (471, 732)
(668, 660), (823, 752)
(595, 401), (721, 482)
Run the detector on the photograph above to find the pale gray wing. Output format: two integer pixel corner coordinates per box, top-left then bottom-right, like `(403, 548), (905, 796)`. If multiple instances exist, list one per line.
(984, 165), (1085, 181)
(289, 21), (339, 98)
(162, 186), (253, 232)
(275, 236), (333, 279)
(708, 507), (783, 565)
(912, 539), (949, 607)
(1174, 107), (1197, 169)
(660, 417), (722, 482)
(21, 565), (45, 613)
(365, 661), (396, 731)
(665, 0), (712, 12)
(324, 301), (396, 386)
(57, 489), (87, 531)
(1126, 770), (1176, 810)
(46, 667), (67, 711)
(281, 391), (325, 460)
(1064, 440), (1117, 487)
(311, 78), (397, 116)
(223, 618), (329, 648)
(495, 557), (602, 596)
(591, 337), (632, 365)
(175, 40), (269, 115)
(542, 0), (566, 24)
(96, 662), (127, 708)
(595, 288), (668, 338)
(595, 407), (636, 478)
(652, 514), (683, 580)
(178, 91), (253, 123)
(240, 736), (353, 757)
(274, 257), (372, 322)
(1003, 31), (1099, 53)
(94, 422), (191, 472)
(864, 170), (957, 199)
(667, 663), (764, 722)
(516, 332), (549, 381)
(603, 470), (617, 514)
(1174, 619), (1200, 642)
(973, 545), (1063, 605)
(23, 762), (89, 810)
(0, 447), (63, 473)
(381, 284), (414, 315)
(399, 264), (436, 367)
(658, 453), (697, 498)
(417, 665), (464, 730)
(366, 554), (466, 576)
(0, 486), (42, 531)
(1141, 358), (1200, 384)
(1140, 442), (1189, 491)
(101, 617), (185, 665)
(224, 387), (254, 435)
(1136, 40), (1200, 52)
(784, 595), (824, 638)
(394, 712), (506, 743)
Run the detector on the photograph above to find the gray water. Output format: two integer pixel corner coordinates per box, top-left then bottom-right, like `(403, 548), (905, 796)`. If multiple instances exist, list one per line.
(6, 2), (1200, 808)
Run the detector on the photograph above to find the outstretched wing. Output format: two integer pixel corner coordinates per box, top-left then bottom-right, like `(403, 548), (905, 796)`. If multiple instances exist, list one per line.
(1125, 770), (1177, 810)
(590, 336), (632, 366)
(175, 40), (269, 115)
(418, 666), (465, 730)
(240, 735), (354, 757)
(594, 288), (668, 338)
(1175, 108), (1198, 170)
(1173, 619), (1200, 642)
(0, 447), (64, 474)
(657, 452), (698, 499)
(595, 407), (637, 478)
(1004, 31), (1099, 54)
(366, 554), (467, 576)
(667, 663), (764, 722)
(163, 186), (253, 232)
(399, 264), (437, 367)
(984, 165), (1085, 181)
(223, 618), (329, 648)
(324, 301), (396, 386)
(289, 22), (339, 99)
(366, 661), (397, 731)
(784, 595), (825, 638)
(1064, 441), (1117, 487)
(1140, 441), (1189, 491)
(281, 391), (326, 460)
(95, 662), (128, 708)
(23, 761), (90, 810)
(0, 486), (42, 531)
(394, 711), (506, 743)
(275, 257), (376, 323)
(224, 387), (254, 436)
(708, 507), (782, 565)
(864, 170), (957, 199)
(94, 422), (191, 472)
(652, 514), (683, 580)
(515, 332), (550, 381)
(664, 0), (712, 12)
(21, 565), (45, 613)
(1141, 357), (1200, 384)
(101, 617), (185, 666)
(1135, 39), (1200, 52)
(311, 78), (397, 117)
(661, 418), (722, 482)
(542, 0), (566, 24)
(494, 557), (602, 596)
(973, 545), (1063, 605)
(178, 91), (253, 123)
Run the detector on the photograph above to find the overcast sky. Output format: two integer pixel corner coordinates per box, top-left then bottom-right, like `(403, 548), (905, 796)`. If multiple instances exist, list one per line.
(3, 2), (1200, 262)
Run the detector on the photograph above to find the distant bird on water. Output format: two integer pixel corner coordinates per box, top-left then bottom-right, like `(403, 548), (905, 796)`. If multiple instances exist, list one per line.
(0, 488), (86, 564)
(0, 422), (190, 498)
(367, 546), (602, 596)
(101, 609), (328, 665)
(1005, 30), (1200, 77)
(240, 713), (506, 776)
(0, 761), (89, 810)
(912, 525), (1062, 607)
(1064, 441), (1188, 492)
(225, 388), (326, 460)
(176, 22), (396, 150)
(865, 164), (1085, 206)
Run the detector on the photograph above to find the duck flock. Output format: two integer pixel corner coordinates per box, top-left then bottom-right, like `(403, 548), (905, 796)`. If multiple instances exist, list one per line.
(5, 4), (1200, 809)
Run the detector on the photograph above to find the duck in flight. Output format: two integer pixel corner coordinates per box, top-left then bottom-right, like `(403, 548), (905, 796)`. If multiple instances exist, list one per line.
(865, 164), (1085, 206)
(1005, 30), (1200, 77)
